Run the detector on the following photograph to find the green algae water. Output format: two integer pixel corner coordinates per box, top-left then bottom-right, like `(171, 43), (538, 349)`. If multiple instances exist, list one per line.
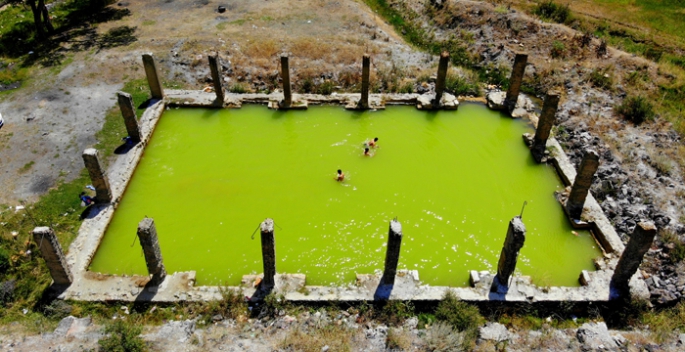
(89, 103), (601, 286)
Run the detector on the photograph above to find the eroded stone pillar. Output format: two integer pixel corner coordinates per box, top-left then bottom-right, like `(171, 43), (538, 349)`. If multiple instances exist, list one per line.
(117, 92), (141, 142)
(531, 92), (560, 162)
(260, 218), (276, 288)
(491, 217), (526, 293)
(208, 53), (224, 104)
(504, 53), (528, 112)
(434, 51), (450, 105)
(280, 55), (292, 108)
(33, 227), (72, 285)
(137, 218), (166, 285)
(610, 222), (657, 299)
(566, 149), (600, 219)
(142, 54), (164, 99)
(381, 219), (403, 285)
(82, 148), (112, 204)
(360, 54), (370, 109)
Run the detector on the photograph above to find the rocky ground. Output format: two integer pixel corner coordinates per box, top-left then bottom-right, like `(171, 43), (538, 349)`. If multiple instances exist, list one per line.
(1, 0), (685, 350)
(2, 313), (685, 351)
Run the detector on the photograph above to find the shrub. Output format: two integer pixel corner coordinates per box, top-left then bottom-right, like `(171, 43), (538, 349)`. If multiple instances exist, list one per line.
(589, 67), (614, 90)
(641, 302), (685, 343)
(445, 72), (480, 96)
(386, 327), (412, 350)
(0, 247), (10, 273)
(0, 280), (15, 305)
(380, 300), (415, 326)
(534, 1), (571, 23)
(661, 230), (685, 263)
(229, 82), (249, 93)
(435, 291), (484, 347)
(615, 96), (655, 124)
(204, 287), (247, 322)
(551, 40), (566, 58)
(98, 319), (147, 352)
(317, 80), (335, 95)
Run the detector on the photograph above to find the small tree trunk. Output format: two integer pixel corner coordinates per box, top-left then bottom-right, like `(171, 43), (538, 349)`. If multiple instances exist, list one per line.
(39, 0), (54, 32)
(27, 0), (46, 39)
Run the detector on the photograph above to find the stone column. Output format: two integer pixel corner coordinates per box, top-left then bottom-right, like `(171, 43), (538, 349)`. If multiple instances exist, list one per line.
(260, 218), (276, 288)
(82, 148), (112, 204)
(208, 53), (224, 104)
(117, 92), (141, 142)
(33, 227), (72, 285)
(142, 54), (164, 99)
(381, 219), (403, 285)
(504, 53), (528, 112)
(566, 149), (600, 220)
(610, 222), (657, 299)
(137, 218), (166, 285)
(434, 51), (450, 105)
(491, 217), (526, 293)
(280, 55), (292, 108)
(360, 54), (370, 109)
(531, 92), (560, 162)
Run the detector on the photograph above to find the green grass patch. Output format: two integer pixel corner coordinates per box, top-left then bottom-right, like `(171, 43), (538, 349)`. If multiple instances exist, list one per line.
(615, 96), (655, 125)
(533, 1), (571, 24)
(18, 161), (35, 173)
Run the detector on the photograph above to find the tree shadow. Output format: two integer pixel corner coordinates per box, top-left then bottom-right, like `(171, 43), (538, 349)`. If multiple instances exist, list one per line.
(0, 0), (135, 68)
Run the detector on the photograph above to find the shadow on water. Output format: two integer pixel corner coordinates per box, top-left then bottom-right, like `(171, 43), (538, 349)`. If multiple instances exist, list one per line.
(0, 0), (135, 67)
(271, 109), (287, 120)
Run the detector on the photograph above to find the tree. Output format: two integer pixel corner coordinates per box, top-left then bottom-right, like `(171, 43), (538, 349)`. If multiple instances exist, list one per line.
(7, 0), (54, 39)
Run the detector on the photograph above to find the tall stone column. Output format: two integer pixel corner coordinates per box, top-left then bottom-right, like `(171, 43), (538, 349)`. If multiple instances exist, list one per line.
(260, 218), (276, 288)
(82, 148), (112, 204)
(280, 55), (292, 108)
(33, 227), (72, 285)
(610, 222), (657, 300)
(360, 54), (370, 109)
(491, 217), (526, 293)
(434, 51), (450, 105)
(137, 218), (166, 285)
(142, 54), (164, 99)
(117, 92), (141, 142)
(504, 53), (528, 112)
(531, 92), (560, 162)
(566, 149), (600, 219)
(208, 53), (224, 104)
(381, 219), (403, 285)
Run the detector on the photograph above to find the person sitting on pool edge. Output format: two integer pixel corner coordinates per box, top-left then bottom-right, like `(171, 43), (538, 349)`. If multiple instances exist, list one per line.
(79, 192), (94, 206)
(336, 169), (345, 181)
(368, 137), (379, 148)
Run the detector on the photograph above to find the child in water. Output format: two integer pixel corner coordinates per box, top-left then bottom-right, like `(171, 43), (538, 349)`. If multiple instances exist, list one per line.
(367, 137), (379, 148)
(335, 169), (345, 181)
(364, 147), (373, 157)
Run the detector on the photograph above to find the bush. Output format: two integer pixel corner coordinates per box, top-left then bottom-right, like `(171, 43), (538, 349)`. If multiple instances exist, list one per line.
(228, 82), (249, 93)
(98, 319), (147, 352)
(551, 40), (566, 58)
(435, 291), (484, 348)
(423, 322), (463, 352)
(317, 80), (335, 95)
(379, 300), (415, 326)
(445, 72), (480, 96)
(0, 280), (15, 305)
(589, 67), (614, 90)
(615, 96), (655, 124)
(0, 247), (10, 274)
(534, 1), (571, 23)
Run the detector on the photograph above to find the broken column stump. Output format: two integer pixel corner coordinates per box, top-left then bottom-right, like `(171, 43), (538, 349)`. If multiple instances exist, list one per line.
(142, 54), (164, 100)
(504, 53), (528, 113)
(531, 92), (560, 163)
(137, 218), (166, 285)
(381, 219), (403, 286)
(491, 216), (526, 293)
(208, 53), (224, 105)
(117, 91), (141, 143)
(610, 222), (657, 300)
(359, 54), (371, 109)
(434, 51), (449, 106)
(260, 218), (277, 289)
(33, 227), (72, 286)
(566, 149), (600, 220)
(280, 55), (292, 108)
(82, 148), (112, 204)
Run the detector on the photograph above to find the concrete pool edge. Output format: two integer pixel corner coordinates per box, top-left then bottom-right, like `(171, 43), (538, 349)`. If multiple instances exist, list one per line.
(57, 91), (647, 303)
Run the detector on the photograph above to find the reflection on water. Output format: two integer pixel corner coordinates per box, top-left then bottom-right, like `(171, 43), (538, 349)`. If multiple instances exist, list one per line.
(89, 104), (601, 286)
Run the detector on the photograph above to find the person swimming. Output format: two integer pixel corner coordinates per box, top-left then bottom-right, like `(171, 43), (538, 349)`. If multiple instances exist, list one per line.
(364, 147), (373, 156)
(336, 169), (345, 181)
(368, 137), (379, 148)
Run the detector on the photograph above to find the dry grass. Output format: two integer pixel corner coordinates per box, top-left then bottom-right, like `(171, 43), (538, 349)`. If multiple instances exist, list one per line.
(278, 325), (357, 352)
(386, 327), (413, 350)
